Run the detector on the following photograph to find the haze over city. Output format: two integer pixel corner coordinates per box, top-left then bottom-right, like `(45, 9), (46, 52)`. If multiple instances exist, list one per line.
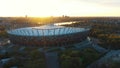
(0, 0), (120, 17)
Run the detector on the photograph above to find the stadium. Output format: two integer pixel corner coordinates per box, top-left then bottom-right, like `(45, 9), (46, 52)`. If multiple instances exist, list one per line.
(7, 24), (90, 47)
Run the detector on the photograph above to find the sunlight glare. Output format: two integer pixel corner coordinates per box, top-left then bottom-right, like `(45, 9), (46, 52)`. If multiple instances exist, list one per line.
(0, 0), (120, 17)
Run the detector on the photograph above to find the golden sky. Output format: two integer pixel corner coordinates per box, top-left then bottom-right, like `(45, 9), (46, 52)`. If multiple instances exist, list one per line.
(0, 0), (120, 17)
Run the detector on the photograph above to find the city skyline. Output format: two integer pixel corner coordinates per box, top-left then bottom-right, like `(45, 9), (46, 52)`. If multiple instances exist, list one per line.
(0, 0), (120, 17)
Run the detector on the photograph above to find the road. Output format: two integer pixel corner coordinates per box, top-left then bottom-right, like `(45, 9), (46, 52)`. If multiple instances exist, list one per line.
(45, 52), (59, 68)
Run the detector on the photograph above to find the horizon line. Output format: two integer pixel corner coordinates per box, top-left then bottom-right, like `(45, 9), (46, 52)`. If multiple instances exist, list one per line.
(1, 16), (120, 18)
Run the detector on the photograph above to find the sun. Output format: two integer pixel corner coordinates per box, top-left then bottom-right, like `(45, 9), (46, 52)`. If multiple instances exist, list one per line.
(21, 0), (62, 17)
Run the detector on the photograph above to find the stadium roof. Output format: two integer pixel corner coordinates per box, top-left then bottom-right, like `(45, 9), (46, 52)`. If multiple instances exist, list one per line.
(7, 25), (89, 36)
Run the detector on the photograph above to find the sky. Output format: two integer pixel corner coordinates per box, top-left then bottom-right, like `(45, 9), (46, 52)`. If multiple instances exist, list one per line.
(0, 0), (120, 17)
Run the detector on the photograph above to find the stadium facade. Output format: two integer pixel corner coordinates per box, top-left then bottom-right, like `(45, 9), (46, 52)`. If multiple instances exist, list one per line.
(7, 24), (90, 47)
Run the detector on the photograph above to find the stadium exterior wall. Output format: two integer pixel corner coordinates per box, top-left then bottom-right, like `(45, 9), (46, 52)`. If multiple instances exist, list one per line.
(8, 30), (89, 47)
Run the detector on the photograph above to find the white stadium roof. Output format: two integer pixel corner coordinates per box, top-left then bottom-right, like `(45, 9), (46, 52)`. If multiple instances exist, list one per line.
(7, 25), (89, 36)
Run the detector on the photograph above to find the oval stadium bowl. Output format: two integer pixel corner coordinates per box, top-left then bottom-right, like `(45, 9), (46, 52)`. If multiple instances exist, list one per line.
(7, 24), (90, 47)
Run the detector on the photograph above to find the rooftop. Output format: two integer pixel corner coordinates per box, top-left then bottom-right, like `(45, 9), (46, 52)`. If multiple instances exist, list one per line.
(7, 25), (89, 36)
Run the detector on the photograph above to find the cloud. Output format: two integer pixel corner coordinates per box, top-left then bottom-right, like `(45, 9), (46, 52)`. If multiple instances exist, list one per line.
(79, 0), (120, 7)
(101, 1), (120, 7)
